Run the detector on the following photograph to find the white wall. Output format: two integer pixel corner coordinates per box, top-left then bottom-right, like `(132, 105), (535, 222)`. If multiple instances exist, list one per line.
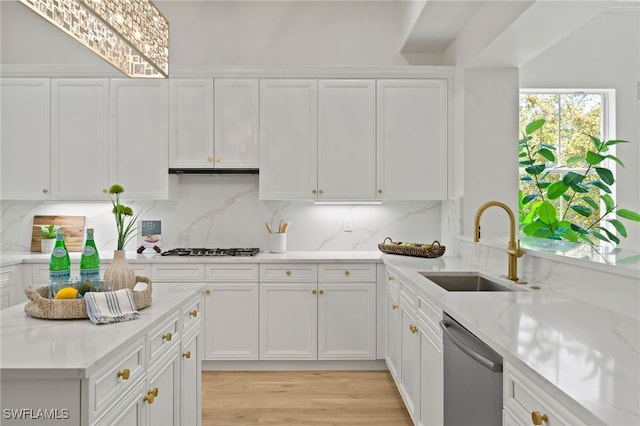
(520, 10), (640, 251)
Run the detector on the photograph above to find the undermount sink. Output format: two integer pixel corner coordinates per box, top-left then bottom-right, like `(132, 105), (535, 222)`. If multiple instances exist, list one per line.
(419, 271), (515, 292)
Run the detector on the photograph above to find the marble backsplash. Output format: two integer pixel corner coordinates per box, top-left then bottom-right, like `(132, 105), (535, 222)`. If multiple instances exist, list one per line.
(0, 175), (444, 253)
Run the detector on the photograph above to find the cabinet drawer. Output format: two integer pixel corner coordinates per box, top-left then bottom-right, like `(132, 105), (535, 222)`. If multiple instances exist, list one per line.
(416, 293), (442, 340)
(31, 263), (50, 284)
(399, 278), (416, 307)
(151, 264), (205, 282)
(318, 264), (376, 282)
(206, 264), (258, 282)
(90, 337), (145, 418)
(385, 269), (399, 294)
(504, 363), (587, 426)
(148, 310), (180, 364)
(182, 295), (202, 333)
(0, 266), (15, 287)
(259, 264), (317, 282)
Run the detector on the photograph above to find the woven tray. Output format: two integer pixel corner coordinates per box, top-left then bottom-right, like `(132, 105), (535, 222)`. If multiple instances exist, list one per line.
(24, 276), (153, 320)
(378, 237), (445, 258)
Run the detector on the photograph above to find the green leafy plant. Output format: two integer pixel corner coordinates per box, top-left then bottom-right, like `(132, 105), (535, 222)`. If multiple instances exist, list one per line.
(108, 184), (141, 250)
(39, 224), (59, 239)
(519, 118), (640, 245)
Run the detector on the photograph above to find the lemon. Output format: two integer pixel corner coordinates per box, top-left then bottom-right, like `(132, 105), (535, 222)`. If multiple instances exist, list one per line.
(55, 287), (78, 300)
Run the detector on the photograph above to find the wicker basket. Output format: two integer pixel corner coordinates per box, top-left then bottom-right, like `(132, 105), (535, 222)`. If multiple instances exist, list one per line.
(24, 276), (152, 320)
(378, 237), (445, 258)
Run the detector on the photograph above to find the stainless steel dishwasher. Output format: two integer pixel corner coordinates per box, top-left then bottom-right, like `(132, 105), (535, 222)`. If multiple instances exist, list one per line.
(440, 312), (503, 426)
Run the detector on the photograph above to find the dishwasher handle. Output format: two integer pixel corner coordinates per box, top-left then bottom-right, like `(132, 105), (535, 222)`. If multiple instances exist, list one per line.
(440, 319), (503, 372)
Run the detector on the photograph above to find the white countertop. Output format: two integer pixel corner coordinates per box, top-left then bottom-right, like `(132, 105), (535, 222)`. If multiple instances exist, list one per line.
(383, 254), (640, 426)
(0, 282), (205, 380)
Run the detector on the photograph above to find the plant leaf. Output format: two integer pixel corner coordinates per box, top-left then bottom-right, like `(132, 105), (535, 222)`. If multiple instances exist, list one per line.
(617, 209), (640, 222)
(580, 197), (599, 210)
(536, 148), (555, 162)
(586, 180), (612, 193)
(589, 135), (603, 151)
(570, 223), (589, 234)
(599, 227), (620, 244)
(601, 193), (615, 211)
(538, 201), (557, 225)
(519, 160), (534, 167)
(520, 176), (532, 182)
(540, 143), (556, 150)
(525, 164), (546, 175)
(565, 156), (583, 165)
(570, 183), (590, 193)
(586, 151), (606, 165)
(591, 231), (610, 243)
(595, 167), (615, 185)
(562, 172), (585, 186)
(537, 182), (551, 189)
(604, 154), (625, 168)
(547, 181), (568, 199)
(525, 119), (545, 135)
(570, 205), (592, 218)
(603, 139), (629, 147)
(606, 218), (628, 237)
(522, 194), (538, 205)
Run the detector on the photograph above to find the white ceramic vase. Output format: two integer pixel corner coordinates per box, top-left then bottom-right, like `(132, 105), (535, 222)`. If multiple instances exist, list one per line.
(104, 250), (136, 291)
(40, 238), (55, 254)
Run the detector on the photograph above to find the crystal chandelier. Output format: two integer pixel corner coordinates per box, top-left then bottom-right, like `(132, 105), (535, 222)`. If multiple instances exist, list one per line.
(19, 0), (169, 78)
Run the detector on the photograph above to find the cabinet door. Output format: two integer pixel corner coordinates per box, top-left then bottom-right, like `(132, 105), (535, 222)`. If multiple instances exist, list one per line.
(181, 329), (202, 426)
(377, 79), (447, 200)
(386, 289), (401, 381)
(147, 346), (180, 426)
(95, 381), (147, 426)
(51, 79), (110, 199)
(318, 80), (376, 200)
(169, 79), (214, 168)
(399, 306), (421, 422)
(259, 282), (317, 359)
(204, 283), (258, 360)
(418, 328), (443, 426)
(259, 79), (318, 200)
(0, 78), (50, 200)
(317, 282), (376, 360)
(111, 79), (169, 199)
(214, 79), (259, 168)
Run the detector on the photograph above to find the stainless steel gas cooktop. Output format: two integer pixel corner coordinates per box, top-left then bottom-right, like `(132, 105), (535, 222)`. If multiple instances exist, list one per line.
(160, 248), (260, 257)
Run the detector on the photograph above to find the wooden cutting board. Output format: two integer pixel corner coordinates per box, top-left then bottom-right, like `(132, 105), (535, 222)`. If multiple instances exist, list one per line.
(31, 215), (85, 252)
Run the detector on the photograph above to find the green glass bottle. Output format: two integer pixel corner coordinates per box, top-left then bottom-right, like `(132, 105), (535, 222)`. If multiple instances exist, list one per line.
(49, 228), (71, 285)
(80, 228), (100, 292)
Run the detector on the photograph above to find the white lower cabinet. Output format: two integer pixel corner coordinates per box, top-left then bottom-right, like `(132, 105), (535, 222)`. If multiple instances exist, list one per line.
(399, 304), (421, 422)
(146, 345), (181, 426)
(0, 265), (21, 309)
(259, 263), (376, 360)
(95, 381), (147, 426)
(181, 327), (202, 426)
(418, 325), (443, 426)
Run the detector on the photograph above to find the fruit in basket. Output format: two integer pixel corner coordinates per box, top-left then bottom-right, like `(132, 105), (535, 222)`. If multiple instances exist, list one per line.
(406, 243), (415, 247)
(422, 243), (432, 248)
(55, 287), (78, 299)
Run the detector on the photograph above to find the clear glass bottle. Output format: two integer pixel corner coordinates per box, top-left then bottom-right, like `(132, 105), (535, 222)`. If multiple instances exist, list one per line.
(49, 228), (71, 285)
(80, 228), (100, 292)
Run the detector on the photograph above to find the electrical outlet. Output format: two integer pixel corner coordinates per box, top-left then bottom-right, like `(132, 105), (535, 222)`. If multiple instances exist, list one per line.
(343, 217), (353, 232)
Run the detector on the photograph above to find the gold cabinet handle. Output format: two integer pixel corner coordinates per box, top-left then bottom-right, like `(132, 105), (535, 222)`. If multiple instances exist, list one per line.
(150, 387), (159, 397)
(318, 189), (324, 194)
(102, 188), (107, 194)
(162, 333), (172, 342)
(144, 393), (155, 404)
(42, 189), (48, 194)
(207, 157), (213, 162)
(409, 324), (418, 334)
(205, 289), (211, 295)
(285, 270), (291, 276)
(182, 351), (191, 359)
(392, 304), (398, 310)
(312, 189), (317, 194)
(215, 156), (220, 162)
(319, 289), (325, 295)
(378, 189), (383, 194)
(311, 289), (317, 295)
(190, 310), (198, 317)
(117, 368), (130, 380)
(531, 411), (549, 425)
(388, 275), (394, 281)
(344, 270), (350, 276)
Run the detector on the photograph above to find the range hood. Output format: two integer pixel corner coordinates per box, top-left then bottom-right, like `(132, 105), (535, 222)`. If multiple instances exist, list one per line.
(169, 168), (259, 175)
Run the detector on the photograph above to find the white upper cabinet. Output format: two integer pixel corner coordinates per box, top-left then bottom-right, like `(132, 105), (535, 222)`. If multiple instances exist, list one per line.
(317, 79), (376, 201)
(377, 79), (448, 200)
(51, 78), (110, 200)
(259, 79), (318, 200)
(110, 79), (169, 199)
(169, 78), (214, 168)
(214, 79), (259, 168)
(0, 78), (50, 200)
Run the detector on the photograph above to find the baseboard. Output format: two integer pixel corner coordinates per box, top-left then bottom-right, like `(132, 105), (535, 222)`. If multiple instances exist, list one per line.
(202, 359), (388, 371)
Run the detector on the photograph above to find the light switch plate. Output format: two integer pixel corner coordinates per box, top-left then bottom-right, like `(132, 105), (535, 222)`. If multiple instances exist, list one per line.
(343, 217), (353, 232)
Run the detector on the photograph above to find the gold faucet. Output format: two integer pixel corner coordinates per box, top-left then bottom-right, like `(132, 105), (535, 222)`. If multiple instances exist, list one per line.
(473, 200), (525, 283)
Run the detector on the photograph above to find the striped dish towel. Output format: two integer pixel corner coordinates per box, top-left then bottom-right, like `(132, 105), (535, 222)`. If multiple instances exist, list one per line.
(84, 289), (140, 325)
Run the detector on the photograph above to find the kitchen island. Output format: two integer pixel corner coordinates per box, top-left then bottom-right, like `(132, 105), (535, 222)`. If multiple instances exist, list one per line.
(1, 282), (204, 426)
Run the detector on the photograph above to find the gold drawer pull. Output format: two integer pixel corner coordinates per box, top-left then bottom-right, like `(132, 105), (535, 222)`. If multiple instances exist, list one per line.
(189, 310), (198, 317)
(312, 189), (317, 194)
(344, 270), (350, 276)
(319, 289), (325, 295)
(150, 387), (159, 397)
(162, 332), (172, 342)
(409, 324), (418, 334)
(207, 157), (213, 162)
(182, 351), (191, 359)
(215, 156), (220, 162)
(312, 289), (317, 295)
(531, 411), (548, 425)
(388, 275), (394, 281)
(285, 270), (291, 276)
(205, 289), (211, 295)
(117, 369), (130, 380)
(318, 189), (324, 194)
(42, 189), (48, 194)
(144, 393), (155, 404)
(392, 304), (398, 310)
(378, 189), (383, 194)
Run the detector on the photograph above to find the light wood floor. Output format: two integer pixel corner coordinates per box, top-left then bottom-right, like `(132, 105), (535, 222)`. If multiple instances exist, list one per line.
(202, 371), (413, 425)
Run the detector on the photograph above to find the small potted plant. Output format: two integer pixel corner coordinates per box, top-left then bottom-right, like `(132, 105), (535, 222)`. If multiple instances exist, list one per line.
(40, 224), (58, 254)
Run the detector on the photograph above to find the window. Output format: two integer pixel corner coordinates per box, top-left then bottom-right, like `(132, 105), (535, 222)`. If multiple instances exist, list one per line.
(519, 89), (616, 243)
